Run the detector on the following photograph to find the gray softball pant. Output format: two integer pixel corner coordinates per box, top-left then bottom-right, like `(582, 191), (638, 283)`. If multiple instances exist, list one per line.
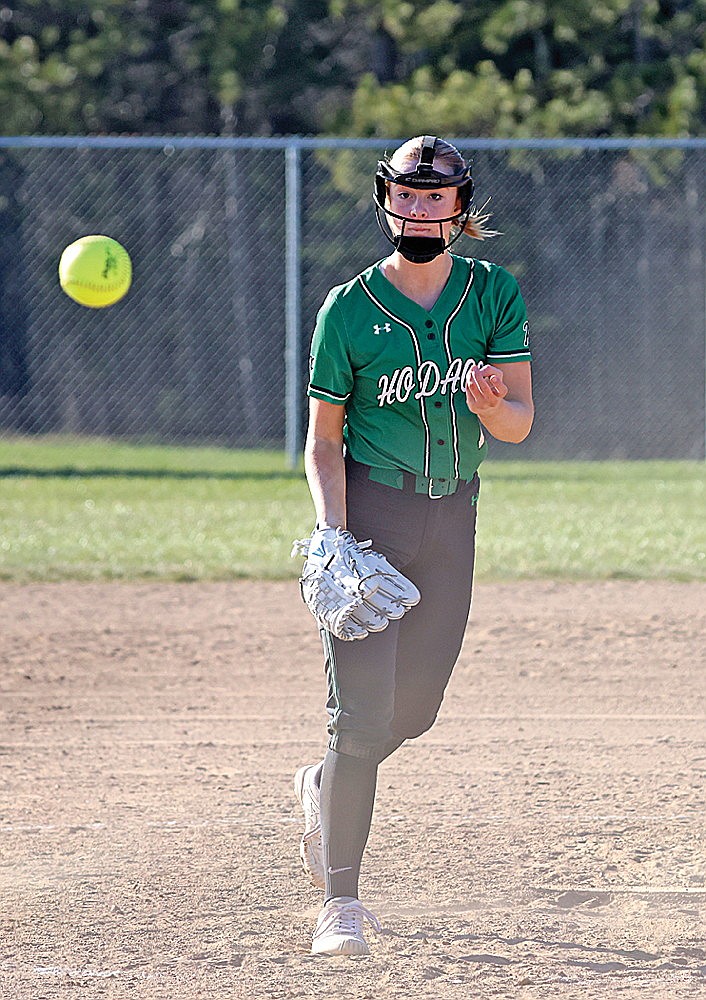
(322, 456), (480, 762)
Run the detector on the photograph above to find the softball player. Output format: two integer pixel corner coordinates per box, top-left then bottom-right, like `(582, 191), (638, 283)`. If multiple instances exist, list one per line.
(294, 135), (534, 956)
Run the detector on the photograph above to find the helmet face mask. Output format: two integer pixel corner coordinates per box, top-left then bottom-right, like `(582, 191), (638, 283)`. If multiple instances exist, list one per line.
(373, 136), (475, 264)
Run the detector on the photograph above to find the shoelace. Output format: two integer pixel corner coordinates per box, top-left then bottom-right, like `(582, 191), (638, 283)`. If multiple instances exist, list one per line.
(314, 900), (382, 940)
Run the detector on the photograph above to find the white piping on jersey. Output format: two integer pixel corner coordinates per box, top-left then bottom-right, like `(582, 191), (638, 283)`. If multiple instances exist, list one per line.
(357, 277), (432, 477)
(442, 260), (475, 479)
(309, 383), (349, 404)
(487, 348), (531, 360)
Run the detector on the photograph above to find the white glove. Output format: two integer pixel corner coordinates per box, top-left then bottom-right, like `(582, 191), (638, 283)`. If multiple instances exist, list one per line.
(291, 527), (421, 641)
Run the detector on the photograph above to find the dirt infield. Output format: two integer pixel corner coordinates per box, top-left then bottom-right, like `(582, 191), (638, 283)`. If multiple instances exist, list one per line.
(1, 580), (705, 999)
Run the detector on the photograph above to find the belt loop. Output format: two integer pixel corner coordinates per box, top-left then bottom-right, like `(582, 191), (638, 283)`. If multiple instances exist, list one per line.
(367, 465), (405, 490)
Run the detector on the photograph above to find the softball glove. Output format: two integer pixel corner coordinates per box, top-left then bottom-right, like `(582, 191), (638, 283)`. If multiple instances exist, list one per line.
(291, 526), (421, 641)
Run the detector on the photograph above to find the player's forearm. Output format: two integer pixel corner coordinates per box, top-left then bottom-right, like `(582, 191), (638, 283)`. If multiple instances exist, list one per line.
(304, 437), (347, 528)
(478, 399), (534, 443)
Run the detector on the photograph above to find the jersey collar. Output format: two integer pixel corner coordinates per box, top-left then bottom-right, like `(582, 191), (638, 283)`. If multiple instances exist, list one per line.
(367, 254), (471, 322)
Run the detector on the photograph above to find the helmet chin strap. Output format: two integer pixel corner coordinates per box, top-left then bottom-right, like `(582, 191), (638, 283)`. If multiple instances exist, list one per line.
(394, 220), (446, 264)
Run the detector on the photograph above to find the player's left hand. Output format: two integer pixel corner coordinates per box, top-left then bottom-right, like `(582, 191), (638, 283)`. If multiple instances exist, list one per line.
(291, 527), (421, 641)
(464, 362), (508, 414)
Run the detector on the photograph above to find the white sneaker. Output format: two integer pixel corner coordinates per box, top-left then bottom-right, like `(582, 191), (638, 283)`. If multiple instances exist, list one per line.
(293, 763), (324, 889)
(311, 897), (382, 956)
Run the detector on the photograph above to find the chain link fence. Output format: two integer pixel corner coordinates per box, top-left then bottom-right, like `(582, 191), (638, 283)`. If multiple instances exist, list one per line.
(0, 137), (705, 460)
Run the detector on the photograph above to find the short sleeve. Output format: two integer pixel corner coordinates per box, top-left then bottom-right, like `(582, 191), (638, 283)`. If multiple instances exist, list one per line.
(486, 269), (532, 364)
(307, 292), (353, 405)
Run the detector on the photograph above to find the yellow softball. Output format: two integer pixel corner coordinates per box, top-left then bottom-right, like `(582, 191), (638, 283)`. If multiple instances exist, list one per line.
(58, 235), (132, 308)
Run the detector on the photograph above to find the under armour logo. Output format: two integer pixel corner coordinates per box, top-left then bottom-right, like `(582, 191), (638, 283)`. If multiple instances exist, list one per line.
(373, 322), (392, 335)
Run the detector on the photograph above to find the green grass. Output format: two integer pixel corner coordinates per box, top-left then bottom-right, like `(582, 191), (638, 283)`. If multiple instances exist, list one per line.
(0, 437), (704, 582)
(477, 460), (706, 581)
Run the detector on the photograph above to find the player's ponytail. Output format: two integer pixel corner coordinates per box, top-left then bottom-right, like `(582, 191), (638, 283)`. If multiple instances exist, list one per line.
(454, 199), (500, 241)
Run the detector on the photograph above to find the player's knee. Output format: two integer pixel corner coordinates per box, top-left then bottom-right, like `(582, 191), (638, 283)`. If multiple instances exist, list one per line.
(396, 708), (440, 742)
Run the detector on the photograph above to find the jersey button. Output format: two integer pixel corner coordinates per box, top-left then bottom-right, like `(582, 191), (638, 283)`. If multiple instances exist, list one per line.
(427, 333), (436, 340)
(434, 401), (443, 408)
(425, 320), (434, 328)
(437, 438), (445, 445)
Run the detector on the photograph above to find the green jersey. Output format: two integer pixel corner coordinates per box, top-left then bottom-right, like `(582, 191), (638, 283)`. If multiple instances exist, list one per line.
(308, 254), (531, 483)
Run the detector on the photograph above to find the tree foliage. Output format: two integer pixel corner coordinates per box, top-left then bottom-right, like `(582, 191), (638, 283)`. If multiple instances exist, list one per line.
(0, 0), (704, 136)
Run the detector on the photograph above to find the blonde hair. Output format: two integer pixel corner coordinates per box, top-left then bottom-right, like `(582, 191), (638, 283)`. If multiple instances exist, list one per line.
(389, 136), (499, 240)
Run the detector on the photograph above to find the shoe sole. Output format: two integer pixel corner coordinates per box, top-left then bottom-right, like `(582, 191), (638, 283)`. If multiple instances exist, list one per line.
(294, 766), (325, 890)
(311, 938), (370, 957)
(300, 828), (325, 889)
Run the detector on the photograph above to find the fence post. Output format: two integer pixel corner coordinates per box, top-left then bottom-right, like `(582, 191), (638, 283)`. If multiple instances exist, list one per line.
(285, 141), (302, 468)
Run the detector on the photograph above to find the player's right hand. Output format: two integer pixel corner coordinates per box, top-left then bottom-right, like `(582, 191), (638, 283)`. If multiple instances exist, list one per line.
(465, 362), (507, 414)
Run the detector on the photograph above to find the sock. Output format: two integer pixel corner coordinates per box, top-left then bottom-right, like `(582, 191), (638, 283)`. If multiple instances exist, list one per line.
(319, 748), (378, 901)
